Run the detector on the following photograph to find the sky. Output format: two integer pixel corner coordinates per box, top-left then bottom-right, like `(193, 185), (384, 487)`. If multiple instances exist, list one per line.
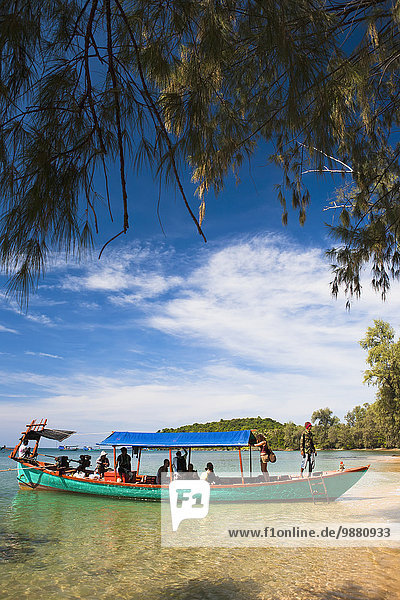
(1, 148), (399, 446)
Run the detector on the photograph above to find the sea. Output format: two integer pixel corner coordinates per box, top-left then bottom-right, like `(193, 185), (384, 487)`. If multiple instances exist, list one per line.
(0, 448), (399, 599)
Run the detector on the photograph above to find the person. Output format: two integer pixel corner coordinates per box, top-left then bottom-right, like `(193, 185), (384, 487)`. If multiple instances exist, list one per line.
(156, 459), (170, 484)
(95, 450), (110, 479)
(184, 463), (199, 480)
(200, 462), (219, 484)
(300, 421), (317, 476)
(253, 433), (270, 481)
(172, 449), (188, 475)
(18, 439), (31, 459)
(116, 447), (132, 482)
(76, 454), (91, 476)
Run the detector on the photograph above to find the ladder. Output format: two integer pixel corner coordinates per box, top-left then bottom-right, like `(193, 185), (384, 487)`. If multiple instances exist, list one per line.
(308, 474), (329, 503)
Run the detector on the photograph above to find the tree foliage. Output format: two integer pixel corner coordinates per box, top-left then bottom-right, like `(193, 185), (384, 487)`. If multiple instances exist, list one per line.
(159, 416), (282, 434)
(311, 407), (340, 448)
(158, 398), (400, 449)
(2, 0), (400, 303)
(360, 319), (400, 447)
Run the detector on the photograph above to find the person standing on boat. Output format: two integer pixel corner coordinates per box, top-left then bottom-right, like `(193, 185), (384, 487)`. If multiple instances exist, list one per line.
(116, 447), (132, 482)
(300, 422), (317, 476)
(172, 449), (188, 476)
(254, 433), (270, 481)
(95, 450), (110, 479)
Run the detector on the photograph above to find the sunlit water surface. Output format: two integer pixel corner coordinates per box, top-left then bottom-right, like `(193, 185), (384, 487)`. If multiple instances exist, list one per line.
(0, 449), (399, 599)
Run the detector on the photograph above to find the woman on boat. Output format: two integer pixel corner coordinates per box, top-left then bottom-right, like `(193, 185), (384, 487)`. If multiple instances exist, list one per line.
(200, 462), (219, 484)
(95, 451), (110, 479)
(254, 433), (270, 481)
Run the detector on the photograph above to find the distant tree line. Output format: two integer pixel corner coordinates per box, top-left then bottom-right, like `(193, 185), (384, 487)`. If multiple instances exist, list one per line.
(159, 417), (281, 435)
(266, 404), (392, 451)
(161, 320), (400, 450)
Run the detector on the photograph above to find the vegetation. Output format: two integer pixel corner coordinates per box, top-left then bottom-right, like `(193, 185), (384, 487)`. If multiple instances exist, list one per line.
(161, 321), (400, 450)
(2, 1), (400, 304)
(160, 416), (283, 437)
(359, 319), (400, 448)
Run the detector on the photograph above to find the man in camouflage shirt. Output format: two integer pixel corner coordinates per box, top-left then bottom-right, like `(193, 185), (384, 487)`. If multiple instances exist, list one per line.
(300, 421), (317, 476)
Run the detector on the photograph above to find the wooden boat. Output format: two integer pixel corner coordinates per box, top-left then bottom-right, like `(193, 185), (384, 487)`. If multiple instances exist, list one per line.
(10, 420), (369, 503)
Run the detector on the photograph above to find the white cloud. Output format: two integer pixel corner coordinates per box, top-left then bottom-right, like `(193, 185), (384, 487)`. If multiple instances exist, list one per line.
(25, 351), (64, 360)
(0, 324), (18, 334)
(61, 245), (181, 300)
(1, 234), (398, 443)
(0, 355), (375, 445)
(0, 293), (56, 327)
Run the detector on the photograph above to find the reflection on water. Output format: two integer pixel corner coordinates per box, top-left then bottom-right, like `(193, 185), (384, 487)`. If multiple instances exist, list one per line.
(0, 450), (399, 599)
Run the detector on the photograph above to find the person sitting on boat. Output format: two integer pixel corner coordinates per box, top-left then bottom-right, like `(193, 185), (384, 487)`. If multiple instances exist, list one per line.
(95, 451), (110, 479)
(253, 433), (270, 481)
(18, 439), (31, 459)
(200, 462), (219, 484)
(116, 447), (132, 482)
(156, 459), (170, 484)
(300, 421), (317, 477)
(183, 463), (199, 480)
(76, 454), (92, 477)
(172, 449), (188, 476)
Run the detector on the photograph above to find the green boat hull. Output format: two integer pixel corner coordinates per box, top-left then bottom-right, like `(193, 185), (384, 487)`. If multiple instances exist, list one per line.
(17, 463), (369, 503)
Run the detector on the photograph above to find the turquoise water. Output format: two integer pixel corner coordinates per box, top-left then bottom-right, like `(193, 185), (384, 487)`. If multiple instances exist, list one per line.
(1, 448), (399, 599)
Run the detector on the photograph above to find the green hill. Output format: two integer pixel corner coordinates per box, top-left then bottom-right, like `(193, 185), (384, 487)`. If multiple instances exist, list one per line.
(159, 416), (282, 434)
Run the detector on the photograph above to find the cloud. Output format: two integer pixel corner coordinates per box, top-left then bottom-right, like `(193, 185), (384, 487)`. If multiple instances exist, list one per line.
(25, 351), (64, 360)
(60, 245), (181, 301)
(1, 233), (398, 443)
(0, 293), (56, 327)
(146, 237), (352, 366)
(0, 361), (376, 445)
(0, 324), (18, 334)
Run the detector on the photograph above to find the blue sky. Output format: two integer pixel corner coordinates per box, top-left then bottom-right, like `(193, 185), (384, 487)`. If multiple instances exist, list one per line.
(1, 148), (399, 445)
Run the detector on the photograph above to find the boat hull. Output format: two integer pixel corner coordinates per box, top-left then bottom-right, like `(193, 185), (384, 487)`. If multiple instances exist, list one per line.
(17, 463), (369, 503)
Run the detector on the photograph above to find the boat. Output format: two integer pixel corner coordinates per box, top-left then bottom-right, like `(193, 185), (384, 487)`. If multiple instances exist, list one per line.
(9, 420), (369, 502)
(58, 445), (78, 451)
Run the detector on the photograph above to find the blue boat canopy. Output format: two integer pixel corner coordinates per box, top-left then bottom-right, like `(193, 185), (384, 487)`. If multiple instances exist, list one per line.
(99, 430), (256, 448)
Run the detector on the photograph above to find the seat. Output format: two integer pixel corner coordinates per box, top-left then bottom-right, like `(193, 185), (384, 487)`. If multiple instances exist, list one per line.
(143, 475), (157, 484)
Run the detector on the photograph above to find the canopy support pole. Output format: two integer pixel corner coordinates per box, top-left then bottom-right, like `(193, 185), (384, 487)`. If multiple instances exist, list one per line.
(188, 448), (191, 468)
(113, 446), (117, 480)
(238, 448), (244, 484)
(169, 448), (173, 480)
(137, 448), (142, 476)
(249, 445), (252, 478)
(32, 419), (47, 458)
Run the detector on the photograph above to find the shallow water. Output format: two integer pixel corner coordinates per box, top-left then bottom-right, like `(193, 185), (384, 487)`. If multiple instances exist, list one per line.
(0, 449), (399, 599)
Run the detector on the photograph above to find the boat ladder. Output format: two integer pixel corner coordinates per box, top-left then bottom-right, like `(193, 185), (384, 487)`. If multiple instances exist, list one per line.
(308, 475), (329, 503)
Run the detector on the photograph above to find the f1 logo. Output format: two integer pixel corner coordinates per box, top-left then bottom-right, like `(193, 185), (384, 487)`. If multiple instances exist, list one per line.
(169, 480), (210, 531)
